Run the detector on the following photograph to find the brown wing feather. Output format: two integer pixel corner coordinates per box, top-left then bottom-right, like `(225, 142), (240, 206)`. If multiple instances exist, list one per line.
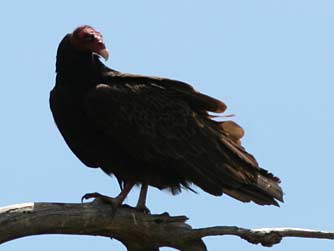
(85, 74), (283, 205)
(102, 72), (227, 113)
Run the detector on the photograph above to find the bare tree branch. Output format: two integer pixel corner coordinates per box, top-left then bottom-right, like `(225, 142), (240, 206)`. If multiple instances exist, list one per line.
(0, 201), (333, 250)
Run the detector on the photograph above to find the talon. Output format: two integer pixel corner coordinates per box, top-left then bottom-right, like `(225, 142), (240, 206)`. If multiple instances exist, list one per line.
(81, 192), (102, 203)
(135, 205), (151, 214)
(80, 192), (121, 218)
(81, 192), (116, 205)
(80, 183), (134, 219)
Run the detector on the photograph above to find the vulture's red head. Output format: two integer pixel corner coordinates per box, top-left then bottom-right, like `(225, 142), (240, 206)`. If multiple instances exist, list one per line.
(70, 25), (109, 60)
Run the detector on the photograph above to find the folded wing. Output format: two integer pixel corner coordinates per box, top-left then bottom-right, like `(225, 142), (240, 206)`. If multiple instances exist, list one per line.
(84, 74), (283, 205)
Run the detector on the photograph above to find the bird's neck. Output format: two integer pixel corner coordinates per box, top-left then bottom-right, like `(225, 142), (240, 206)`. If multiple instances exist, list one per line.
(55, 35), (106, 90)
(56, 57), (102, 92)
(57, 54), (100, 77)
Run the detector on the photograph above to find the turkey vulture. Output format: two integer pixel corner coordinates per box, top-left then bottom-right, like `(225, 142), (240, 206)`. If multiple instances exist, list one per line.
(50, 25), (283, 212)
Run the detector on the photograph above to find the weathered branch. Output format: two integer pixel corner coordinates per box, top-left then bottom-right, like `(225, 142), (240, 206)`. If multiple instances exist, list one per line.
(0, 201), (333, 250)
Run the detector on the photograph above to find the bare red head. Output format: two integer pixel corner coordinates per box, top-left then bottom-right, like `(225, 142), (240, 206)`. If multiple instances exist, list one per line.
(70, 25), (109, 60)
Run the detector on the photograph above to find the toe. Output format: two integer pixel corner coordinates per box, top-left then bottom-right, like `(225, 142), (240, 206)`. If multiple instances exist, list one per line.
(81, 192), (102, 202)
(136, 205), (151, 214)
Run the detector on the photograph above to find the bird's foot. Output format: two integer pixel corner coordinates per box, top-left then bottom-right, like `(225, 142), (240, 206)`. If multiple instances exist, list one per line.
(135, 205), (151, 214)
(81, 192), (122, 218)
(81, 192), (114, 204)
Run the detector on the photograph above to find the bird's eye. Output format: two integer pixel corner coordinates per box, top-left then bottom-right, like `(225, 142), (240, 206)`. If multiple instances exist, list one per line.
(83, 34), (95, 42)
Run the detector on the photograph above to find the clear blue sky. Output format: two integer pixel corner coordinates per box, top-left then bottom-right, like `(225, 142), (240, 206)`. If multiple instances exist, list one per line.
(1, 1), (334, 250)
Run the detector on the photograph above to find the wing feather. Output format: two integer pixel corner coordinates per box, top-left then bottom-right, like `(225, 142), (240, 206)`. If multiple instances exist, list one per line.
(84, 74), (283, 205)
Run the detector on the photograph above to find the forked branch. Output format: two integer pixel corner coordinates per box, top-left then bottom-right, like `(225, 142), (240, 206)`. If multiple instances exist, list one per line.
(0, 201), (333, 250)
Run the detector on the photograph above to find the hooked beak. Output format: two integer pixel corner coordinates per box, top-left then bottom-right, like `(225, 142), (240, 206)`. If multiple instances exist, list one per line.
(98, 48), (109, 61)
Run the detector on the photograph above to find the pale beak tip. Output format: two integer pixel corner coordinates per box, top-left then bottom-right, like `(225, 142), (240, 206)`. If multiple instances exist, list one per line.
(99, 48), (109, 61)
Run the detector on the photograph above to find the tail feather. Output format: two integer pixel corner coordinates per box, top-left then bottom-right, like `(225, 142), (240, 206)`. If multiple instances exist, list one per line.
(222, 188), (280, 206)
(256, 173), (284, 202)
(220, 171), (283, 206)
(182, 131), (284, 206)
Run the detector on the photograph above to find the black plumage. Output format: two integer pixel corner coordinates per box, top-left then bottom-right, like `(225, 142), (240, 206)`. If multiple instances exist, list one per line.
(50, 26), (283, 208)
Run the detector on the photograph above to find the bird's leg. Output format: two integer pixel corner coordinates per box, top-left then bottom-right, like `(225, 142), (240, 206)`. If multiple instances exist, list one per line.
(135, 183), (150, 213)
(81, 182), (134, 217)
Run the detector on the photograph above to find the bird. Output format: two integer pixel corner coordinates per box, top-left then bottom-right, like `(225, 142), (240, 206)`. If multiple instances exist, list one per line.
(50, 25), (283, 213)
